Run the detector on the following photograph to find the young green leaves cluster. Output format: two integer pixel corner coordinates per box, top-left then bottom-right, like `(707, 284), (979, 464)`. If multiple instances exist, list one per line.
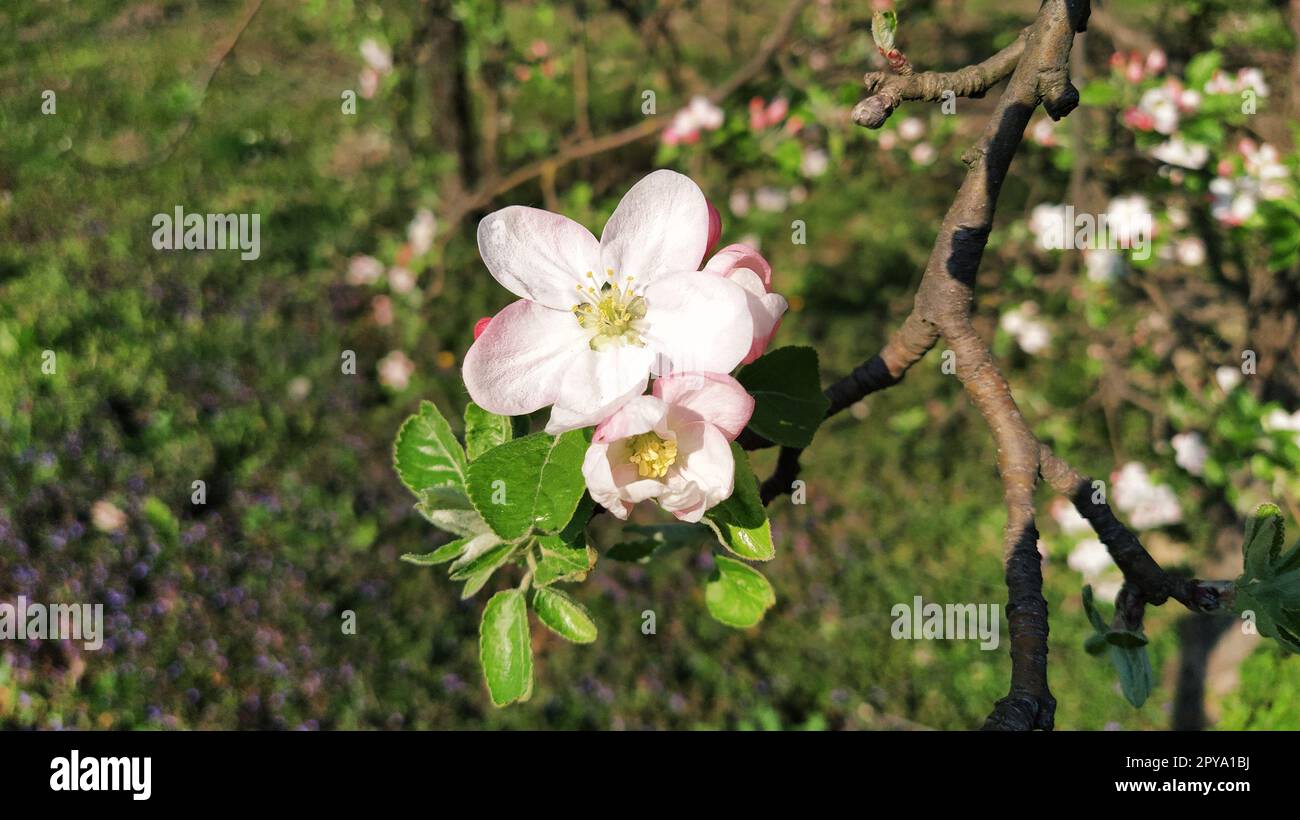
(1082, 585), (1153, 708)
(391, 345), (829, 705)
(1233, 503), (1300, 652)
(394, 400), (596, 705)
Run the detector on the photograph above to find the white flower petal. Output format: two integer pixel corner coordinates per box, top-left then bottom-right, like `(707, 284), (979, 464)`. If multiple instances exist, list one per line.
(545, 344), (655, 433)
(462, 299), (588, 416)
(655, 372), (754, 441)
(599, 170), (709, 285)
(642, 271), (751, 375)
(477, 206), (602, 310)
(659, 422), (734, 521)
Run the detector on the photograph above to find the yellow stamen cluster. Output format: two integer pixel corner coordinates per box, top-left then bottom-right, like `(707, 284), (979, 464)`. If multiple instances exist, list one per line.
(572, 269), (646, 350)
(627, 432), (677, 479)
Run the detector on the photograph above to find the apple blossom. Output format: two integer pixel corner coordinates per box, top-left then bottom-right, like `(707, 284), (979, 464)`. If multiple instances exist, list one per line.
(463, 170), (753, 432)
(1068, 538), (1114, 579)
(662, 96), (725, 145)
(581, 372), (754, 522)
(1171, 432), (1207, 476)
(1112, 462), (1181, 529)
(703, 244), (788, 364)
(1150, 136), (1208, 170)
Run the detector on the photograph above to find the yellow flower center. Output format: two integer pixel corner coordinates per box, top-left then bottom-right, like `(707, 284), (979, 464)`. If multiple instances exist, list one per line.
(628, 432), (677, 478)
(572, 269), (646, 351)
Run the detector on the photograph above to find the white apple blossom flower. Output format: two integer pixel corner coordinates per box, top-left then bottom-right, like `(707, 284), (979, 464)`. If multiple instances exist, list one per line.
(801, 147), (830, 177)
(703, 244), (787, 364)
(754, 187), (788, 213)
(91, 500), (128, 533)
(1029, 203), (1068, 250)
(909, 143), (936, 165)
(463, 170), (753, 433)
(1150, 136), (1208, 170)
(1209, 175), (1257, 225)
(1084, 248), (1123, 283)
(728, 189), (752, 217)
(1068, 538), (1113, 578)
(1000, 302), (1051, 355)
(1174, 237), (1206, 267)
(378, 350), (415, 390)
(662, 96), (725, 145)
(387, 266), (415, 294)
(347, 254), (384, 285)
(1050, 497), (1093, 535)
(1029, 117), (1057, 147)
(1215, 366), (1243, 392)
(1112, 462), (1182, 529)
(1171, 432), (1207, 476)
(1104, 194), (1152, 248)
(897, 117), (925, 141)
(582, 372), (754, 522)
(1137, 85), (1180, 134)
(1263, 408), (1300, 447)
(360, 38), (393, 74)
(407, 208), (437, 256)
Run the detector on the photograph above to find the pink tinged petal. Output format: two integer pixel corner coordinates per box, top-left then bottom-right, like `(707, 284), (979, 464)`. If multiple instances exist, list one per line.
(582, 442), (630, 519)
(703, 243), (772, 289)
(703, 199), (723, 264)
(544, 344), (655, 433)
(582, 440), (664, 519)
(599, 170), (709, 286)
(477, 206), (602, 310)
(726, 267), (788, 363)
(593, 396), (669, 443)
(462, 299), (588, 416)
(641, 271), (751, 376)
(654, 372), (754, 441)
(657, 422), (734, 522)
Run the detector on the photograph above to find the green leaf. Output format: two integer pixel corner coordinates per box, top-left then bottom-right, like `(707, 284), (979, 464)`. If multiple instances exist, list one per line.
(705, 555), (776, 628)
(532, 587), (597, 643)
(479, 590), (533, 706)
(1243, 503), (1284, 581)
(464, 402), (513, 460)
(414, 487), (488, 537)
(449, 533), (514, 598)
(142, 496), (179, 546)
(736, 346), (829, 447)
(871, 8), (897, 51)
(394, 401), (468, 495)
(1082, 586), (1153, 707)
(466, 430), (591, 540)
(1111, 641), (1153, 708)
(533, 534), (596, 586)
(401, 536), (472, 566)
(703, 444), (774, 561)
(1185, 51), (1222, 90)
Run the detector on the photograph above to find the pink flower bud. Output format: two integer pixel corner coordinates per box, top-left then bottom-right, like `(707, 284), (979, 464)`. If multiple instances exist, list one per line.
(473, 316), (493, 340)
(704, 199), (723, 262)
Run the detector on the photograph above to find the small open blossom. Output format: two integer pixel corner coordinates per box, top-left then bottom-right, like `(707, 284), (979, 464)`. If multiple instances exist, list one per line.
(347, 254), (384, 285)
(662, 96), (725, 145)
(1171, 432), (1208, 476)
(702, 244), (788, 364)
(582, 373), (753, 522)
(1112, 462), (1182, 530)
(897, 116), (925, 141)
(408, 208), (437, 256)
(1150, 136), (1208, 170)
(1050, 497), (1093, 535)
(463, 170), (753, 432)
(1215, 366), (1243, 393)
(1068, 538), (1114, 579)
(1263, 408), (1300, 447)
(378, 350), (415, 390)
(1001, 302), (1051, 355)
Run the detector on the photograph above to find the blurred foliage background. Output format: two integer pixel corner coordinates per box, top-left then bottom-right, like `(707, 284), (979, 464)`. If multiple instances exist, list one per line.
(2, 0), (1298, 730)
